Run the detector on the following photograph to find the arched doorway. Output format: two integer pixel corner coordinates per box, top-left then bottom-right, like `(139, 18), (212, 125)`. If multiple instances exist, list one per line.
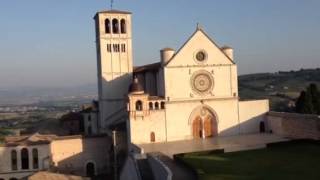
(190, 106), (218, 139)
(192, 116), (202, 138)
(86, 162), (95, 177)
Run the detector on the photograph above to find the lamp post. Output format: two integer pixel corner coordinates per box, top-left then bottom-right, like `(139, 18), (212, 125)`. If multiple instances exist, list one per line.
(112, 130), (117, 180)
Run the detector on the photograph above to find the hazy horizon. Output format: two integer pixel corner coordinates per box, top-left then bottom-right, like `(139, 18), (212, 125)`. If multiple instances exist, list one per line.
(0, 0), (320, 89)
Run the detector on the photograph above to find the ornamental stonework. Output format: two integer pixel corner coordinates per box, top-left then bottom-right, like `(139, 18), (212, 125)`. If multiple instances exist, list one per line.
(190, 70), (214, 95)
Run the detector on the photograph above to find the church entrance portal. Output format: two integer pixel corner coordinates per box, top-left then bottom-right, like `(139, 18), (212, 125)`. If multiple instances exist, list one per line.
(191, 106), (217, 139)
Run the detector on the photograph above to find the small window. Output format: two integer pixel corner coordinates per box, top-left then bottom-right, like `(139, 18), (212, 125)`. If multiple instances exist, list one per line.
(136, 101), (143, 111)
(149, 102), (153, 110)
(86, 162), (95, 177)
(113, 44), (117, 52)
(155, 102), (159, 110)
(161, 102), (165, 109)
(113, 44), (120, 52)
(107, 44), (112, 52)
(32, 149), (39, 169)
(21, 148), (29, 170)
(112, 19), (119, 34)
(121, 44), (126, 52)
(150, 132), (155, 142)
(88, 115), (91, 121)
(105, 19), (111, 34)
(11, 150), (17, 171)
(120, 19), (126, 34)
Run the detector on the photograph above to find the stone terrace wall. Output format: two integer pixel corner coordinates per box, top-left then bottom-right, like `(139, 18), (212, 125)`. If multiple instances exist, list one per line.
(147, 154), (172, 180)
(267, 111), (320, 140)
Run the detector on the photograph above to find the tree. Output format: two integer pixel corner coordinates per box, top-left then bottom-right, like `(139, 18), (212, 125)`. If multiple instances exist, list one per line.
(295, 83), (320, 114)
(295, 90), (314, 114)
(307, 83), (320, 114)
(295, 91), (306, 113)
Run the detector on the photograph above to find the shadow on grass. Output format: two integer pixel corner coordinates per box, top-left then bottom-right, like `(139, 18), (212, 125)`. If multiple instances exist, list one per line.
(177, 140), (320, 180)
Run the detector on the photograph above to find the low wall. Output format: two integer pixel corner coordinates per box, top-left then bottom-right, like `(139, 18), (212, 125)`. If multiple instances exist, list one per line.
(267, 112), (320, 140)
(120, 156), (140, 180)
(147, 155), (172, 180)
(239, 100), (269, 134)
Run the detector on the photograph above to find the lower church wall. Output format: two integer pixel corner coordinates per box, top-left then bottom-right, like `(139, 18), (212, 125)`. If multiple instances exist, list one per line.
(130, 111), (166, 144)
(238, 100), (269, 134)
(165, 99), (240, 141)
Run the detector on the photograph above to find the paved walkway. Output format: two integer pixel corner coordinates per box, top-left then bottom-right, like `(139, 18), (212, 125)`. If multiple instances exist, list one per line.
(139, 133), (289, 157)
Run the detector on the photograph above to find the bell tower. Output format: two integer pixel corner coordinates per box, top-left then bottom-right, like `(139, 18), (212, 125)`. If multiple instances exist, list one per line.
(94, 10), (133, 131)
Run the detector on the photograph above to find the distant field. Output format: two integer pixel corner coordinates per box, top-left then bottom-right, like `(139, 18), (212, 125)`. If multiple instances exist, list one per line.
(179, 141), (320, 180)
(239, 68), (320, 111)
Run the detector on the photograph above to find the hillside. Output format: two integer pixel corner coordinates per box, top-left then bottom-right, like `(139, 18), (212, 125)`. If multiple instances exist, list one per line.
(239, 68), (320, 111)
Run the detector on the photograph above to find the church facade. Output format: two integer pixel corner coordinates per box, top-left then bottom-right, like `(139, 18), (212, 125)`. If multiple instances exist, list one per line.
(94, 10), (269, 145)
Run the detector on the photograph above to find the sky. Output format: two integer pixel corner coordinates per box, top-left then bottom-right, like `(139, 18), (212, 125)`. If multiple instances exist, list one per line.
(0, 0), (319, 89)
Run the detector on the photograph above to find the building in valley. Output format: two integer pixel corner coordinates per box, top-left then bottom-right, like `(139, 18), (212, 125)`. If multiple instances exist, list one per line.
(0, 133), (111, 180)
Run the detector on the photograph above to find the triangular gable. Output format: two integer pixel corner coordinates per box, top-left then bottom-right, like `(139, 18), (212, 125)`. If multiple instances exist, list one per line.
(166, 28), (234, 67)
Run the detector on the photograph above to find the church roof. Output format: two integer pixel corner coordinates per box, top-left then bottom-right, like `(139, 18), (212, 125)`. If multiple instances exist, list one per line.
(165, 28), (235, 66)
(161, 47), (175, 51)
(128, 77), (144, 94)
(4, 133), (58, 146)
(133, 62), (161, 73)
(221, 46), (233, 49)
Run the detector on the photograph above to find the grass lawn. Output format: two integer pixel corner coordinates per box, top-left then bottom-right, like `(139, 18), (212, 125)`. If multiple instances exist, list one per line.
(179, 141), (320, 180)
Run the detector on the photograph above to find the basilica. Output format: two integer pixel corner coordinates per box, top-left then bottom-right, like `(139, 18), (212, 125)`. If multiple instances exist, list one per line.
(94, 10), (269, 145)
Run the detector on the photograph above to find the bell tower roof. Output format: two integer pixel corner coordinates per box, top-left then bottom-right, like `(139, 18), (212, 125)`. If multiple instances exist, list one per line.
(94, 9), (131, 18)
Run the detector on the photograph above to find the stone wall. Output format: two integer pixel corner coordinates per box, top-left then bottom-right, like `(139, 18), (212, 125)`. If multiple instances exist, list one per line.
(119, 156), (140, 180)
(239, 100), (269, 134)
(148, 154), (172, 180)
(50, 136), (111, 176)
(267, 111), (320, 140)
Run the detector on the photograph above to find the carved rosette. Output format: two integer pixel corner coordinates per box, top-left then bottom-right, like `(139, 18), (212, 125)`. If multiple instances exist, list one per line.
(190, 70), (214, 95)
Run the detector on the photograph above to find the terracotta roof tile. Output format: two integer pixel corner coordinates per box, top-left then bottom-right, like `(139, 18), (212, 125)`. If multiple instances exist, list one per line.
(28, 171), (89, 180)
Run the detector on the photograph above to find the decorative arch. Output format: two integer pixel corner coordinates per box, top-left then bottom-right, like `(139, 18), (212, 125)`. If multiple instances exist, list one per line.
(112, 19), (119, 33)
(155, 102), (159, 110)
(86, 162), (96, 177)
(188, 105), (218, 138)
(160, 102), (165, 109)
(21, 148), (29, 169)
(136, 100), (143, 111)
(149, 102), (153, 110)
(120, 19), (126, 33)
(105, 19), (110, 33)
